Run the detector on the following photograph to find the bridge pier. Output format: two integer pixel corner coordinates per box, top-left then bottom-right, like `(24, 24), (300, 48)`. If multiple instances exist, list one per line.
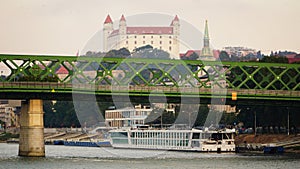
(19, 99), (45, 157)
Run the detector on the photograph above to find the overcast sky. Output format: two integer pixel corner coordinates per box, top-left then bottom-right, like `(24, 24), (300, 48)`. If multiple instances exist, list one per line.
(0, 0), (299, 55)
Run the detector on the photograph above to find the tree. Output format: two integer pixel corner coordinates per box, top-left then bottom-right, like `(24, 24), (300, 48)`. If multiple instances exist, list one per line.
(44, 101), (81, 128)
(131, 45), (170, 59)
(260, 56), (288, 63)
(219, 51), (230, 61)
(193, 105), (210, 127)
(145, 108), (176, 126)
(133, 45), (153, 53)
(104, 48), (130, 58)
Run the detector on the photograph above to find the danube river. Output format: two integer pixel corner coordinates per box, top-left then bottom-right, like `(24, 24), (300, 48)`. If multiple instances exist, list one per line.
(0, 143), (299, 169)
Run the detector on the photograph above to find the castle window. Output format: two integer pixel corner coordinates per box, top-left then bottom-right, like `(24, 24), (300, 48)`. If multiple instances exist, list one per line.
(134, 41), (137, 44)
(169, 41), (172, 44)
(160, 41), (162, 44)
(126, 41), (128, 44)
(143, 36), (145, 39)
(160, 46), (162, 50)
(143, 41), (145, 44)
(160, 36), (162, 38)
(126, 36), (129, 39)
(169, 46), (172, 51)
(151, 36), (153, 38)
(134, 36), (137, 38)
(151, 41), (153, 44)
(169, 36), (172, 39)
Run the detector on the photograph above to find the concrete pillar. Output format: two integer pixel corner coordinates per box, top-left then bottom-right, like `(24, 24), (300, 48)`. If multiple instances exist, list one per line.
(19, 99), (45, 157)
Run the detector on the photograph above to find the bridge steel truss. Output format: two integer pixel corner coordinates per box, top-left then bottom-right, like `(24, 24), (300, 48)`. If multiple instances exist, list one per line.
(0, 54), (300, 102)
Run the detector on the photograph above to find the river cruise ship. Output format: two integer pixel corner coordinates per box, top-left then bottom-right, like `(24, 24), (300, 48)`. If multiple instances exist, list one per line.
(109, 127), (236, 152)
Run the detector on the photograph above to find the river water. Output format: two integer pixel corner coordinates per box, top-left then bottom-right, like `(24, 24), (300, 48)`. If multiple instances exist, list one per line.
(0, 143), (299, 169)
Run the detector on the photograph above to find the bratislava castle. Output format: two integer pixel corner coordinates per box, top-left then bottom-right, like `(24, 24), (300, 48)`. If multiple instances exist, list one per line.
(103, 14), (180, 59)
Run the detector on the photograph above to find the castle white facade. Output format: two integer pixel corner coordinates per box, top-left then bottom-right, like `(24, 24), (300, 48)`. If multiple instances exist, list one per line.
(103, 15), (180, 59)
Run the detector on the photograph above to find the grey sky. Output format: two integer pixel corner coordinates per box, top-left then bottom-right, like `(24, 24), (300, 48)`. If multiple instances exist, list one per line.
(0, 0), (299, 55)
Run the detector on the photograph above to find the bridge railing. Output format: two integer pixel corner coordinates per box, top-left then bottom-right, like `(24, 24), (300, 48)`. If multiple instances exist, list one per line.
(1, 82), (300, 100)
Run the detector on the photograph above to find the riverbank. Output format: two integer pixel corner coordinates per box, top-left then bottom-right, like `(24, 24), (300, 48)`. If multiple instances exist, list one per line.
(235, 134), (299, 144)
(235, 134), (300, 153)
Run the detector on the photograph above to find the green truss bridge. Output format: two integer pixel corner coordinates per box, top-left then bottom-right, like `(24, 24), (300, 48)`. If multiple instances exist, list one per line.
(0, 54), (300, 105)
(3, 54), (300, 157)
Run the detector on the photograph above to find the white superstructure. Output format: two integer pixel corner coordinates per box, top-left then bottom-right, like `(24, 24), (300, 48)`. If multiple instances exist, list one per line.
(110, 127), (236, 152)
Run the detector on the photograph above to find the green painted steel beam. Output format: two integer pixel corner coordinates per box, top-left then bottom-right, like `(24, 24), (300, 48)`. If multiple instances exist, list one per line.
(0, 54), (300, 101)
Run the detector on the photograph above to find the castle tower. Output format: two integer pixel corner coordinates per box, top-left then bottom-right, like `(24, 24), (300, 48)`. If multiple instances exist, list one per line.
(103, 15), (113, 52)
(171, 15), (180, 36)
(118, 15), (127, 48)
(119, 15), (127, 35)
(200, 20), (214, 61)
(171, 15), (180, 58)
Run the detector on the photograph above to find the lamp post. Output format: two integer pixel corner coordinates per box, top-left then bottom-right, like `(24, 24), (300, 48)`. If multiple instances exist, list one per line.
(188, 112), (191, 129)
(254, 111), (257, 136)
(247, 107), (256, 136)
(287, 107), (290, 136)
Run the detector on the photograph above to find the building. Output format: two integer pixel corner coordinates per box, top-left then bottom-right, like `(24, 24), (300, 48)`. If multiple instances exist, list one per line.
(0, 100), (21, 130)
(103, 14), (180, 59)
(105, 105), (153, 128)
(223, 46), (257, 58)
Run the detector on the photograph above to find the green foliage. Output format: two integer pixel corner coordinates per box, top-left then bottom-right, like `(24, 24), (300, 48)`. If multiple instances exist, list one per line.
(220, 113), (238, 126)
(260, 56), (288, 63)
(104, 48), (130, 58)
(17, 75), (58, 82)
(44, 101), (81, 128)
(133, 45), (153, 52)
(85, 51), (106, 57)
(145, 108), (176, 125)
(236, 105), (300, 128)
(219, 51), (230, 61)
(131, 45), (170, 59)
(193, 105), (209, 127)
(0, 133), (19, 141)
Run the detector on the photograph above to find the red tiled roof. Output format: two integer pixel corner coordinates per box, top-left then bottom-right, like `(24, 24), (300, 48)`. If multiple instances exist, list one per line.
(181, 50), (220, 58)
(126, 27), (173, 34)
(56, 66), (68, 74)
(213, 50), (220, 58)
(104, 15), (113, 24)
(285, 54), (297, 59)
(288, 58), (300, 63)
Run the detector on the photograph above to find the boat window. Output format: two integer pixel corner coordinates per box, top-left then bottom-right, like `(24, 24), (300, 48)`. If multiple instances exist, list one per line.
(111, 132), (128, 138)
(211, 133), (222, 140)
(192, 133), (200, 139)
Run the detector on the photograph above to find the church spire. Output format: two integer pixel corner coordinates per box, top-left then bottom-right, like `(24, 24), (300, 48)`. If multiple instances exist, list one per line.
(204, 20), (209, 41)
(201, 20), (214, 60)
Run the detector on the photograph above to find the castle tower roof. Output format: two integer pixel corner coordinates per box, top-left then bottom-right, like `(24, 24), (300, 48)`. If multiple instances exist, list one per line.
(173, 15), (179, 21)
(120, 14), (126, 21)
(104, 15), (113, 24)
(171, 15), (179, 26)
